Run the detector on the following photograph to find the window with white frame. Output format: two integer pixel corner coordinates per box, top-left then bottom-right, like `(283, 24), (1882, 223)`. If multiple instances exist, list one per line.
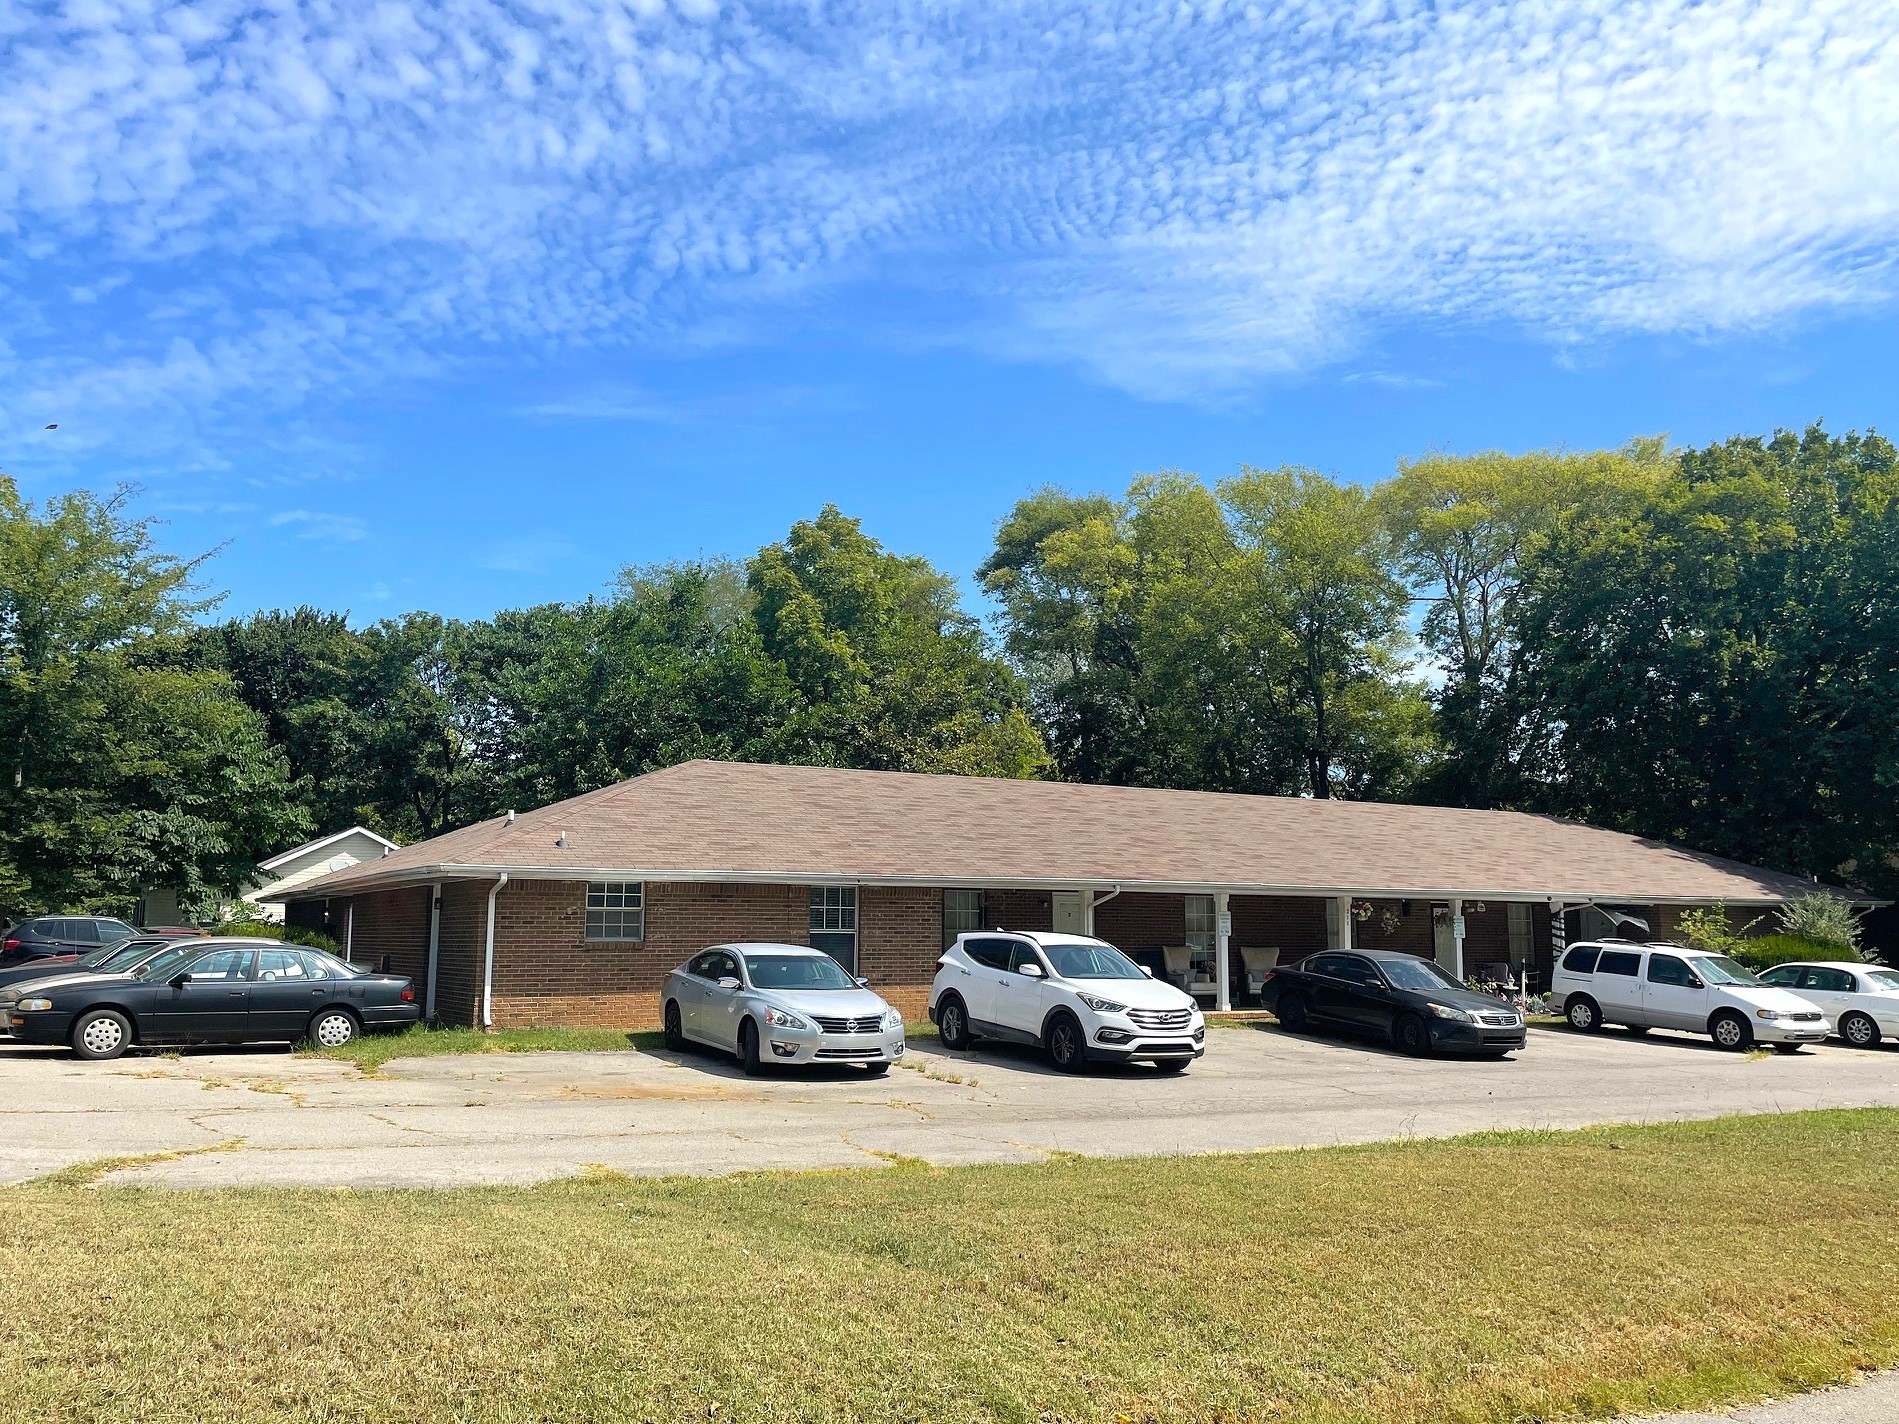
(1184, 894), (1216, 979)
(584, 882), (644, 942)
(943, 889), (985, 948)
(809, 886), (858, 972)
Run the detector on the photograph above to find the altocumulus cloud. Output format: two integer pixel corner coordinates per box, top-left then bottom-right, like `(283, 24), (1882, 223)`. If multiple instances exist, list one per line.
(2, 0), (1897, 445)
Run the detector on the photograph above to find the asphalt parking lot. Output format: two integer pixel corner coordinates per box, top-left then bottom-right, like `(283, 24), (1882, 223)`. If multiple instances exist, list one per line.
(2, 1022), (1896, 1189)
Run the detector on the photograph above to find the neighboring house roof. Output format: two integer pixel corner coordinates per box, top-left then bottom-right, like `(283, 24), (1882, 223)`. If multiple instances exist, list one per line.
(258, 826), (400, 873)
(265, 760), (1864, 907)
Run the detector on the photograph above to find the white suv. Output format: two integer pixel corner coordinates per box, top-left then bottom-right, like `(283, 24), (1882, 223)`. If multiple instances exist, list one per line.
(929, 931), (1205, 1073)
(1551, 940), (1829, 1051)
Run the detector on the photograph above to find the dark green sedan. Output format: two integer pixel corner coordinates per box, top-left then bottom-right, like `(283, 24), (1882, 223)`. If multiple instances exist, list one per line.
(7, 938), (419, 1059)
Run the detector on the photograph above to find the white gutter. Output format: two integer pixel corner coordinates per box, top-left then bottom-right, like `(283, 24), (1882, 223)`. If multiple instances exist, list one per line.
(424, 880), (442, 1022)
(265, 863), (1880, 908)
(480, 873), (508, 1030)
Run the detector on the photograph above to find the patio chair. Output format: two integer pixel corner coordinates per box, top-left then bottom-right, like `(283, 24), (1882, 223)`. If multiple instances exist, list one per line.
(1160, 945), (1218, 1002)
(1240, 946), (1281, 1003)
(1474, 961), (1513, 989)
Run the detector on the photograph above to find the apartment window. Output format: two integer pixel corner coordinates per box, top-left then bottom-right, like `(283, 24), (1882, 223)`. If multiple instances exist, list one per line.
(1185, 894), (1216, 979)
(584, 882), (644, 942)
(809, 886), (858, 973)
(943, 889), (985, 949)
(1506, 903), (1533, 966)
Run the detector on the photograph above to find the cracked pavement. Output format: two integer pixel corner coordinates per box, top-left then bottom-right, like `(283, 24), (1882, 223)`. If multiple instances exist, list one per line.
(2, 1022), (1896, 1188)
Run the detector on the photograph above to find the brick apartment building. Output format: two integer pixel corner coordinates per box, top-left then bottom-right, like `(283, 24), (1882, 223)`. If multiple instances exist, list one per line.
(269, 760), (1848, 1030)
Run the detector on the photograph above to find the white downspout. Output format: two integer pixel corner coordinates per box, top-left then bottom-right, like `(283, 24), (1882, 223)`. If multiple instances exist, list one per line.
(424, 881), (442, 1022)
(1083, 885), (1123, 936)
(481, 873), (508, 1030)
(344, 901), (355, 964)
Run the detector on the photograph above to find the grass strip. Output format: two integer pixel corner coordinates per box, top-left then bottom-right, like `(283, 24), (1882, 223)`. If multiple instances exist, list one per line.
(3, 1109), (1896, 1422)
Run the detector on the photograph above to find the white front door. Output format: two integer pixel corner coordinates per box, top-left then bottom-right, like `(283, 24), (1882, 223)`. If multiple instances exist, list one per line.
(1050, 891), (1087, 935)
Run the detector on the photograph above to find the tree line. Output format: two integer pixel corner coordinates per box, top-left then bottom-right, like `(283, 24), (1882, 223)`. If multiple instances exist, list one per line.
(2, 422), (1894, 920)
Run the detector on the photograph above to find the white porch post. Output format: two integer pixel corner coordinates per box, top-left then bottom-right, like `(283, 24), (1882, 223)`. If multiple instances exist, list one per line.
(1449, 896), (1465, 981)
(1214, 890), (1232, 1012)
(1335, 894), (1354, 953)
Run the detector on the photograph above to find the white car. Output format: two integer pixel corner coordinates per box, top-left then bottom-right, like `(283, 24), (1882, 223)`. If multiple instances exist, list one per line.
(1551, 940), (1829, 1051)
(1754, 961), (1899, 1048)
(929, 931), (1205, 1072)
(661, 944), (905, 1076)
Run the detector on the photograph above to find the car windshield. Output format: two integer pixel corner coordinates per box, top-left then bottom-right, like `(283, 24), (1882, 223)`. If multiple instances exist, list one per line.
(1042, 943), (1146, 979)
(745, 954), (856, 991)
(1865, 970), (1899, 992)
(95, 942), (158, 971)
(1380, 957), (1464, 992)
(79, 939), (134, 967)
(1695, 956), (1760, 986)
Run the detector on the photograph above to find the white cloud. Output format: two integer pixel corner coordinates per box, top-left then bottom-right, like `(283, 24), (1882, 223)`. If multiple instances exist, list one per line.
(269, 509), (369, 543)
(0, 0), (1894, 439)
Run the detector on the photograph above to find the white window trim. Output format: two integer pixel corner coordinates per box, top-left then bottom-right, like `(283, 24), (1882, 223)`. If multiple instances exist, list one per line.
(584, 881), (645, 942)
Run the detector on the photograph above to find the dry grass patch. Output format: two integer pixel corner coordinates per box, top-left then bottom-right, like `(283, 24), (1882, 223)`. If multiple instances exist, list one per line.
(3, 1110), (1897, 1422)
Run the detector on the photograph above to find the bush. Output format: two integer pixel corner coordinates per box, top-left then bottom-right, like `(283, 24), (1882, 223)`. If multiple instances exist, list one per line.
(1775, 893), (1862, 953)
(205, 919), (343, 956)
(1729, 933), (1858, 971)
(1677, 903), (1762, 956)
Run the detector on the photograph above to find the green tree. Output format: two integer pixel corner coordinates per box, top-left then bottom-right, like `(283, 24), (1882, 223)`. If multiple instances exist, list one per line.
(1496, 424), (1899, 895)
(984, 471), (1433, 798)
(0, 480), (306, 918)
(1376, 440), (1670, 804)
(751, 507), (1047, 777)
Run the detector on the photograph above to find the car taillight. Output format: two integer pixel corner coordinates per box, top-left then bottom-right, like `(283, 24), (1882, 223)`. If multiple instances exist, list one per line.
(400, 987), (415, 1002)
(1, 940), (16, 952)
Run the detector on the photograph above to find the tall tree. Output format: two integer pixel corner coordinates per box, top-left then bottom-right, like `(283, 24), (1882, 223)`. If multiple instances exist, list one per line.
(751, 506), (1047, 777)
(984, 471), (1433, 798)
(1376, 440), (1670, 803)
(1495, 424), (1899, 894)
(0, 480), (305, 917)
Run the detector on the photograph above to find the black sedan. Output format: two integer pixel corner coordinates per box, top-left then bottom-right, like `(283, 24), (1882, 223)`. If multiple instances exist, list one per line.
(0, 937), (176, 995)
(6, 938), (420, 1059)
(1261, 948), (1527, 1056)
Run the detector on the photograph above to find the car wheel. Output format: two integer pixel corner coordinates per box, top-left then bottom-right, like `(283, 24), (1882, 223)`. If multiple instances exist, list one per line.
(1565, 996), (1601, 1032)
(863, 1062), (891, 1077)
(71, 1009), (132, 1061)
(1276, 993), (1309, 1033)
(1841, 1012), (1881, 1048)
(1045, 1012), (1087, 1073)
(662, 1000), (686, 1052)
(1709, 1009), (1753, 1052)
(738, 1018), (764, 1077)
(1392, 1013), (1431, 1057)
(309, 1008), (358, 1049)
(936, 993), (974, 1050)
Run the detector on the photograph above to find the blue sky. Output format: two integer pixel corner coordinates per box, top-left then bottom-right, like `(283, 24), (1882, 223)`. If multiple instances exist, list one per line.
(5, 0), (1897, 622)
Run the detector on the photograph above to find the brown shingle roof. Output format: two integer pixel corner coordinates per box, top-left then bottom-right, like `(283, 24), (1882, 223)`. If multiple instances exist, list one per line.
(270, 760), (1857, 906)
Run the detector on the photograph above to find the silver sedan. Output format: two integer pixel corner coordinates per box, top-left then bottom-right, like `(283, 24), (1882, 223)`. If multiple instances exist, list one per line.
(661, 943), (905, 1076)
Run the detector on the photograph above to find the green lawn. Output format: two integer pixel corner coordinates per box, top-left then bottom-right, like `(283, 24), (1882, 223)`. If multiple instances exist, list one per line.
(4, 1110), (1897, 1422)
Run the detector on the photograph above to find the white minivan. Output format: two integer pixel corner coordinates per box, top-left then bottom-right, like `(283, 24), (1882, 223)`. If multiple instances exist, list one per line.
(1551, 940), (1829, 1051)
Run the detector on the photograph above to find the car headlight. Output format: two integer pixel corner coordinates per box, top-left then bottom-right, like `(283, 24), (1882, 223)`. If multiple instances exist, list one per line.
(760, 1006), (811, 1031)
(15, 998), (53, 1012)
(1077, 993), (1128, 1015)
(1426, 1003), (1473, 1022)
(880, 1008), (903, 1032)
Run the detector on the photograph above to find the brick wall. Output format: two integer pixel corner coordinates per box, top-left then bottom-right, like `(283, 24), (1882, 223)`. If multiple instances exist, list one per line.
(343, 888), (431, 982)
(1093, 892), (1187, 951)
(1231, 895), (1329, 962)
(858, 885), (940, 1020)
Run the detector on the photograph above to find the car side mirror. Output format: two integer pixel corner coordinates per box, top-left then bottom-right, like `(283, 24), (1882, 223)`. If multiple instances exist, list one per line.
(715, 976), (741, 991)
(854, 976), (870, 987)
(1141, 965), (1154, 978)
(169, 972), (192, 988)
(1018, 962), (1044, 978)
(1686, 977), (1704, 989)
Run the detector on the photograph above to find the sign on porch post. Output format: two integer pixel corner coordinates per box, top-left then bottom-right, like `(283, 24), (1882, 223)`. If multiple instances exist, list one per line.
(1448, 897), (1464, 981)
